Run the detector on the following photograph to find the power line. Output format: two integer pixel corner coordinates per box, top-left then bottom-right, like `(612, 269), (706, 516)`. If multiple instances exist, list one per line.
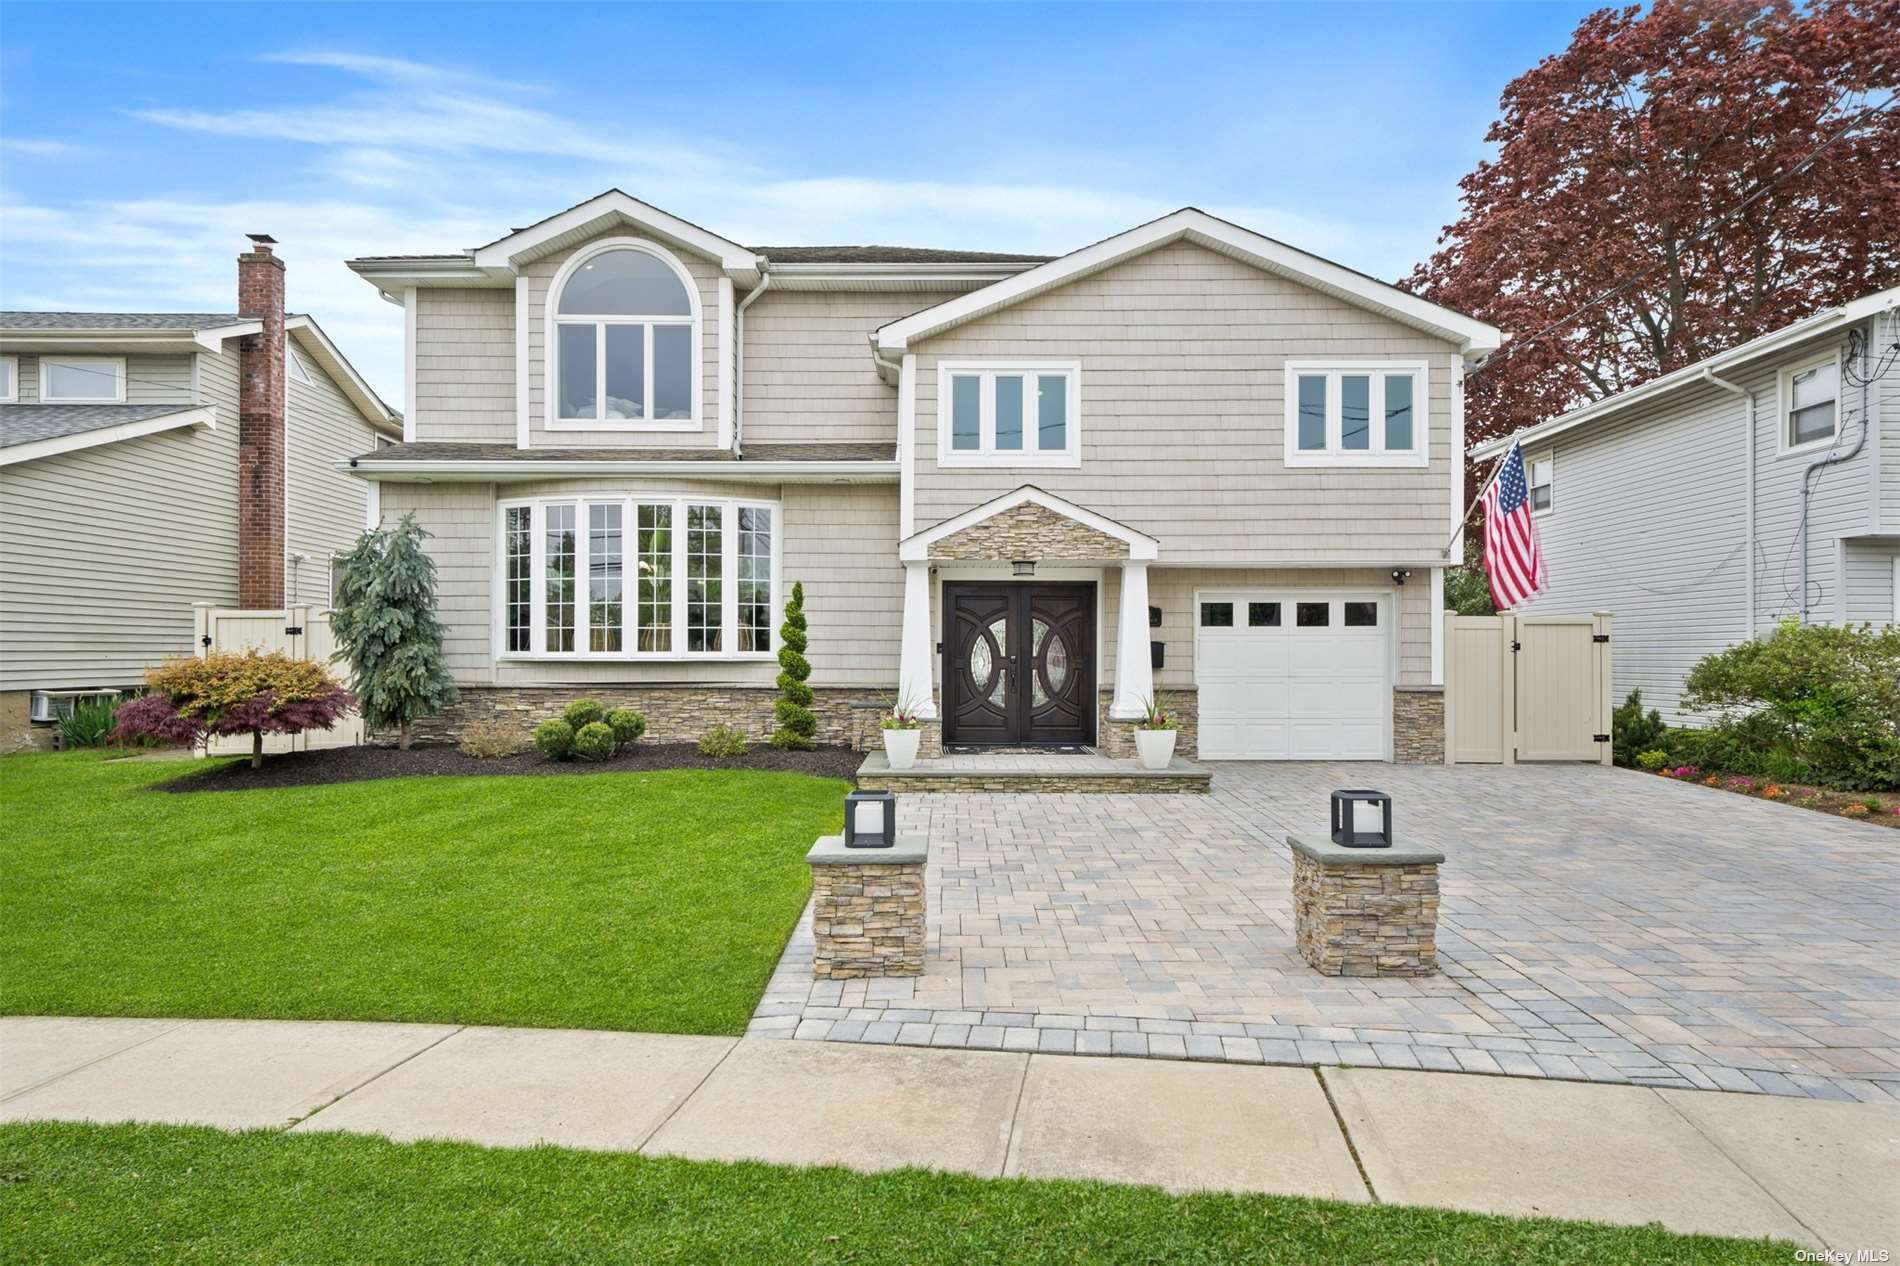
(1466, 93), (1900, 380)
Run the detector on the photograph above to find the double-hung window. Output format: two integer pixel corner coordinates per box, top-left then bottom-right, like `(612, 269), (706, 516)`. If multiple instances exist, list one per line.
(937, 363), (1080, 467)
(40, 356), (126, 404)
(499, 495), (777, 660)
(1283, 362), (1427, 467)
(550, 241), (698, 429)
(1528, 451), (1554, 514)
(1782, 353), (1840, 452)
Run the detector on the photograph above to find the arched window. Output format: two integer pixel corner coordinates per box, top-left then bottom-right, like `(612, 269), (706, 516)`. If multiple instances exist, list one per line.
(552, 243), (696, 425)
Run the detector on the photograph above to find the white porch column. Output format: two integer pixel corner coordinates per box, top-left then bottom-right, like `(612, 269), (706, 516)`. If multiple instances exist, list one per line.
(898, 561), (938, 718)
(1110, 561), (1152, 720)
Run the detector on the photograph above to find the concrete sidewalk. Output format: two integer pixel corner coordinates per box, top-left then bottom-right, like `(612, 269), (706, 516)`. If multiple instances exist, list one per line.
(3, 1016), (1894, 1250)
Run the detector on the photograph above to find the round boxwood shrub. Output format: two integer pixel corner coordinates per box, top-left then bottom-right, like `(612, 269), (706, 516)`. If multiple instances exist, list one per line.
(607, 708), (647, 748)
(563, 698), (605, 729)
(573, 721), (617, 762)
(533, 718), (576, 761)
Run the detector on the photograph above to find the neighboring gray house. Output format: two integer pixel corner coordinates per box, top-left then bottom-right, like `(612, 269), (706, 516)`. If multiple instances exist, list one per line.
(0, 238), (401, 749)
(344, 191), (1501, 760)
(1470, 286), (1900, 724)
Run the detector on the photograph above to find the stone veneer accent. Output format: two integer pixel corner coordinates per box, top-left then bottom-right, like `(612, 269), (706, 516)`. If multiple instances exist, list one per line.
(403, 685), (891, 749)
(929, 502), (1130, 562)
(1095, 687), (1199, 759)
(1289, 836), (1442, 977)
(1393, 686), (1446, 764)
(807, 835), (926, 979)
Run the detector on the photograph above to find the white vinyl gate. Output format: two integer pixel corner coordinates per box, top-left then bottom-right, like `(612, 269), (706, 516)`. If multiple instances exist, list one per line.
(192, 603), (365, 757)
(1445, 612), (1612, 765)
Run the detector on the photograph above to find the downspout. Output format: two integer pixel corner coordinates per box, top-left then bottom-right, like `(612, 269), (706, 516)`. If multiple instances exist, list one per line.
(1699, 367), (1755, 641)
(1797, 326), (1872, 622)
(733, 268), (772, 456)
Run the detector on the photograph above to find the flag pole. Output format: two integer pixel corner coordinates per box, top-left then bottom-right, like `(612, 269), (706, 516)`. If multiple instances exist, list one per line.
(1439, 445), (1511, 560)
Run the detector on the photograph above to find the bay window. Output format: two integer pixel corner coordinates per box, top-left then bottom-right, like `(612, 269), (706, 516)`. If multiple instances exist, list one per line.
(499, 495), (777, 660)
(1284, 361), (1427, 467)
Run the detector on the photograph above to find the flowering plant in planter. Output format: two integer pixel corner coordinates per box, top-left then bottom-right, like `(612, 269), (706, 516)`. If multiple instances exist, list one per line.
(1136, 694), (1180, 731)
(879, 696), (925, 771)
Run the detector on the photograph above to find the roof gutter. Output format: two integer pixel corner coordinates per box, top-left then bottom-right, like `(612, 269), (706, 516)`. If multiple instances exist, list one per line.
(1698, 368), (1757, 642)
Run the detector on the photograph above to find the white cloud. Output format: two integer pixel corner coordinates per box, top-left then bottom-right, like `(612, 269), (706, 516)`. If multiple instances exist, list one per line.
(1, 49), (1427, 407)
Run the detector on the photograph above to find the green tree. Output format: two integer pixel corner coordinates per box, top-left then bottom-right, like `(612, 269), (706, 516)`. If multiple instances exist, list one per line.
(772, 581), (817, 751)
(1443, 536), (1496, 617)
(330, 513), (458, 750)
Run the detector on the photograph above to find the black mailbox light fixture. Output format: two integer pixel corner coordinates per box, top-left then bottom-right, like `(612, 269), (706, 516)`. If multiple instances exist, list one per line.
(1330, 789), (1393, 849)
(844, 789), (898, 849)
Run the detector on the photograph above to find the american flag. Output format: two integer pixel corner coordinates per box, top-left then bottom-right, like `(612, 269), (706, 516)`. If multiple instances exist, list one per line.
(1481, 440), (1545, 609)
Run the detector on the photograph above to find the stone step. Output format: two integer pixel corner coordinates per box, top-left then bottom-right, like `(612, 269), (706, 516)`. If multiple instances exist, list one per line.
(856, 750), (1212, 794)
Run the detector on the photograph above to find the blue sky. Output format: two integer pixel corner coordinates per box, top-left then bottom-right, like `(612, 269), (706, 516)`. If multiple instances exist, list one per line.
(0, 2), (1595, 405)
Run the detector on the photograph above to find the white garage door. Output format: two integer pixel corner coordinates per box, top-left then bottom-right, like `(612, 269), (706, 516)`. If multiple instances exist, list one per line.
(1194, 593), (1390, 760)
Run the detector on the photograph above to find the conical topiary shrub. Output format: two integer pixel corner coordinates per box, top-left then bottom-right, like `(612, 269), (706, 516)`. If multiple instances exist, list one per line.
(772, 581), (817, 750)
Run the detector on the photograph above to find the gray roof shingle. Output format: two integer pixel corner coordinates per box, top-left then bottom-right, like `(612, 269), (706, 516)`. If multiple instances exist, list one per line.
(0, 312), (253, 332)
(0, 403), (203, 448)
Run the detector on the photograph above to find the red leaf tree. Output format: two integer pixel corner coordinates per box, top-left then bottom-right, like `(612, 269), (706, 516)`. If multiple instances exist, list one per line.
(1409, 0), (1900, 459)
(114, 650), (356, 769)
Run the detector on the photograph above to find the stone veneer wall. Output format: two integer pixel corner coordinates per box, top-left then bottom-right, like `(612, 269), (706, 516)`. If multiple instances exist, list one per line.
(1392, 687), (1445, 764)
(1291, 851), (1440, 977)
(400, 685), (893, 749)
(809, 860), (926, 978)
(1095, 688), (1199, 759)
(928, 502), (1130, 562)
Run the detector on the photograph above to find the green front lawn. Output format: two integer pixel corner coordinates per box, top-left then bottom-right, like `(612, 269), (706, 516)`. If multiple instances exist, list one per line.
(0, 1122), (1791, 1266)
(0, 752), (843, 1034)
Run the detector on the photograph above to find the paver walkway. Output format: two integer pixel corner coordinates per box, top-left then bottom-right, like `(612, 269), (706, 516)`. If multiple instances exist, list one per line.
(752, 763), (1900, 1100)
(5, 1016), (1895, 1248)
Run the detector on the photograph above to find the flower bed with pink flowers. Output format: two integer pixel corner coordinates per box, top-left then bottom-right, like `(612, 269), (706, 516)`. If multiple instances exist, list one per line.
(1649, 765), (1900, 828)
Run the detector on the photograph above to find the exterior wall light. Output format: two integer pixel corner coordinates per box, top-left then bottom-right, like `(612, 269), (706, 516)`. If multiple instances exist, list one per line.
(1330, 789), (1393, 848)
(1012, 559), (1036, 577)
(843, 789), (898, 848)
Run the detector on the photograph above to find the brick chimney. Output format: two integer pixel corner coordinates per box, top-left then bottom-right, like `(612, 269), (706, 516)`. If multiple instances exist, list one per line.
(237, 234), (286, 608)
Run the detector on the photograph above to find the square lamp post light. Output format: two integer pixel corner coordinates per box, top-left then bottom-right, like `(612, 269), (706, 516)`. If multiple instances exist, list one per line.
(843, 789), (898, 848)
(1330, 789), (1393, 849)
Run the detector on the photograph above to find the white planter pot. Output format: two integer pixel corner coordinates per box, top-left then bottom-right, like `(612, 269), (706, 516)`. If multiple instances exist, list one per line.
(1134, 728), (1177, 770)
(883, 727), (922, 771)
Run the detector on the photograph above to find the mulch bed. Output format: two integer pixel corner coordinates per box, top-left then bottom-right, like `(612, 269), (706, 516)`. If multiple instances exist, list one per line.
(1652, 770), (1900, 829)
(156, 742), (865, 793)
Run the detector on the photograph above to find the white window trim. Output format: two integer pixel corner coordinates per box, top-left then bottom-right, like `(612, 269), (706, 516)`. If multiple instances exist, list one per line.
(935, 361), (1082, 469)
(1528, 449), (1555, 518)
(1777, 348), (1842, 457)
(40, 355), (127, 404)
(544, 236), (703, 434)
(0, 355), (16, 403)
(492, 492), (780, 663)
(1282, 360), (1429, 468)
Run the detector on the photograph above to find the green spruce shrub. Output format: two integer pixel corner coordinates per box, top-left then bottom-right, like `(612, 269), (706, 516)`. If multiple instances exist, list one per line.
(573, 721), (616, 762)
(330, 513), (457, 750)
(1611, 690), (1666, 768)
(533, 718), (576, 761)
(772, 580), (817, 751)
(607, 708), (647, 748)
(563, 698), (605, 730)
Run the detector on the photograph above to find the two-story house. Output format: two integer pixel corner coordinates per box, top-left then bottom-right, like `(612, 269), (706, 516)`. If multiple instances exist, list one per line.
(344, 191), (1501, 760)
(1470, 287), (1900, 724)
(0, 237), (401, 749)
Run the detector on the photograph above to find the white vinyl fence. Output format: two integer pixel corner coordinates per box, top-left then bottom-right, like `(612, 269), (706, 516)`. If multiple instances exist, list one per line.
(191, 603), (365, 757)
(1445, 612), (1613, 765)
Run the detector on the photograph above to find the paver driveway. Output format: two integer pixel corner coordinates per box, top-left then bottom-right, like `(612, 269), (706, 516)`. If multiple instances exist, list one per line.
(751, 763), (1900, 1100)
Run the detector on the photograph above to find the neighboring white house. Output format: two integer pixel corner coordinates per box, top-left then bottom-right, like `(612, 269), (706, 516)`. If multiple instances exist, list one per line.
(1470, 286), (1900, 724)
(343, 190), (1502, 761)
(0, 237), (401, 749)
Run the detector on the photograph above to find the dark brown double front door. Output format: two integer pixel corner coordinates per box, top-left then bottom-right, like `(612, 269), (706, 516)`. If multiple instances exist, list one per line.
(942, 583), (1096, 747)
